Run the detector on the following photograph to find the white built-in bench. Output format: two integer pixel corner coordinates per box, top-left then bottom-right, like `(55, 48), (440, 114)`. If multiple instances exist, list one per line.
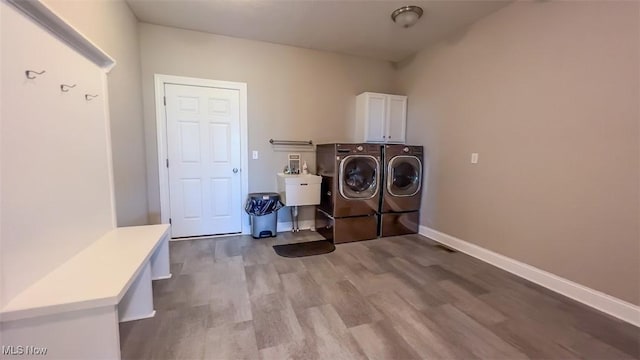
(0, 225), (171, 359)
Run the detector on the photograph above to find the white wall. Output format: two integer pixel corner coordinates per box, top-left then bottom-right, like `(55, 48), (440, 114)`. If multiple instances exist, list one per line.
(43, 0), (149, 226)
(1, 2), (114, 305)
(395, 1), (640, 305)
(139, 23), (396, 228)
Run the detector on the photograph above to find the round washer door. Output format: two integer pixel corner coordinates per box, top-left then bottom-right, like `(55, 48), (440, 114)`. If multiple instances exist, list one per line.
(339, 155), (379, 199)
(387, 155), (422, 197)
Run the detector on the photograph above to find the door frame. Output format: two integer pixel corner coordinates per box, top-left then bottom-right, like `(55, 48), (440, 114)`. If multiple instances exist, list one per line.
(154, 74), (250, 236)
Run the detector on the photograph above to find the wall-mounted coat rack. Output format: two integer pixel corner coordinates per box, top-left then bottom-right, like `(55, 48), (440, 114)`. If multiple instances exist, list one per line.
(24, 69), (98, 100)
(269, 139), (313, 146)
(60, 84), (76, 92)
(25, 70), (45, 79)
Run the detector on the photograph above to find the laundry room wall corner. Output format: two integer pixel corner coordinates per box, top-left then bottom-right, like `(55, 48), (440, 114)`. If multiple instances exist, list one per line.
(395, 1), (640, 305)
(43, 0), (150, 226)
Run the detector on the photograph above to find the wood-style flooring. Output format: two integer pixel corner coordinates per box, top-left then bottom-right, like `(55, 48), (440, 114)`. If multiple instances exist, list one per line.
(120, 231), (640, 359)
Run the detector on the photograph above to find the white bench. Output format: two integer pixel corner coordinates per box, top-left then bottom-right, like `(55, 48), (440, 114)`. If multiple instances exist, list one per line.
(0, 225), (171, 359)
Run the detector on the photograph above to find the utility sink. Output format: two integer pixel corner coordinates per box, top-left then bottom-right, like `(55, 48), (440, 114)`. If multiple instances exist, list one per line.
(276, 173), (322, 206)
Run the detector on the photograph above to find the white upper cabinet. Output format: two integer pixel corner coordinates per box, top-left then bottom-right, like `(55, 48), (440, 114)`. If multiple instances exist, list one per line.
(355, 92), (407, 143)
(386, 95), (408, 143)
(363, 93), (387, 142)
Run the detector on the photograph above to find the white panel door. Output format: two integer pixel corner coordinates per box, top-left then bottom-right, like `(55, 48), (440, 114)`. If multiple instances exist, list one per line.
(365, 93), (387, 142)
(387, 95), (407, 143)
(165, 84), (242, 237)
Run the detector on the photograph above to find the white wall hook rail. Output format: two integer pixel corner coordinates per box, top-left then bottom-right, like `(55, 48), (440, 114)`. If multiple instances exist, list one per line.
(8, 0), (116, 72)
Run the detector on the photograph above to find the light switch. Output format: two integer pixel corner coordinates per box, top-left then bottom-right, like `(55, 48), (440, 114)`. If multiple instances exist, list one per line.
(471, 153), (479, 164)
(252, 150), (259, 160)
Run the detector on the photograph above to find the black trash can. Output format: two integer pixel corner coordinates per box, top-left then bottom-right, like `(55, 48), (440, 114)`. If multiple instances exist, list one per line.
(245, 192), (283, 238)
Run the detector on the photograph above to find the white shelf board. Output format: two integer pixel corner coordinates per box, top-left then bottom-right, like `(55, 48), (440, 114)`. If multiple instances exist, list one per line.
(0, 225), (170, 322)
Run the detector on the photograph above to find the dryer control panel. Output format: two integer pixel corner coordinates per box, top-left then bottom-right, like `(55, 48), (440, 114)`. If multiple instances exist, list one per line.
(336, 143), (381, 154)
(386, 144), (423, 156)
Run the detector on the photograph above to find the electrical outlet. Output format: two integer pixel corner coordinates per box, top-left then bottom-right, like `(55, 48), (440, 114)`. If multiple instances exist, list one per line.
(252, 150), (259, 160)
(471, 153), (479, 164)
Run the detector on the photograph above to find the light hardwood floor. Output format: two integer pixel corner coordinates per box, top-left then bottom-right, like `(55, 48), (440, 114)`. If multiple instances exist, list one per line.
(120, 231), (640, 359)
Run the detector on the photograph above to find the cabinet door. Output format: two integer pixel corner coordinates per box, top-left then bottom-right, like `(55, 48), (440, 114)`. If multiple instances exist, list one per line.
(364, 93), (387, 142)
(386, 95), (407, 143)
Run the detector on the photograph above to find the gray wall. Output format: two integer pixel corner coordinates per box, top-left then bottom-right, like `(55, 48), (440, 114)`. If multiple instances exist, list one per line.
(395, 1), (640, 305)
(138, 23), (396, 227)
(44, 0), (149, 226)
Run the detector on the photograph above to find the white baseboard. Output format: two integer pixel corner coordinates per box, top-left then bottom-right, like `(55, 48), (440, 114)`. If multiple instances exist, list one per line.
(152, 274), (172, 281)
(419, 225), (640, 327)
(119, 310), (156, 323)
(170, 233), (242, 241)
(170, 223), (314, 239)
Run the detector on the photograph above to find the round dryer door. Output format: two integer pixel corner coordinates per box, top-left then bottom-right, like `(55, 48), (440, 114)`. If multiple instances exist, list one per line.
(339, 155), (379, 199)
(387, 155), (422, 197)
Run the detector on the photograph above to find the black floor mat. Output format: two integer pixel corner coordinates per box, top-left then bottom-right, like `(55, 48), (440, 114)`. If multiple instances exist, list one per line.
(273, 240), (336, 258)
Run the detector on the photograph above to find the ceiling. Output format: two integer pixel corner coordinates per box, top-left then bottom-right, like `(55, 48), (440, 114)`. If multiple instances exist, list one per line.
(126, 0), (511, 63)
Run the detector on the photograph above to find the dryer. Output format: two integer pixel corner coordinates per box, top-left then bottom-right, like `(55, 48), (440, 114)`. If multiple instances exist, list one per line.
(380, 144), (423, 237)
(316, 143), (381, 243)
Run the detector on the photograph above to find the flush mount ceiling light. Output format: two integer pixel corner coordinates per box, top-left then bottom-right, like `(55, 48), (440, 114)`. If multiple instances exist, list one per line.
(391, 5), (424, 28)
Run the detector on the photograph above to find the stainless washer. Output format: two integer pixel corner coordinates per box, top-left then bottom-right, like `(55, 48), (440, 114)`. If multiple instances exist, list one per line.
(316, 143), (381, 243)
(380, 145), (423, 237)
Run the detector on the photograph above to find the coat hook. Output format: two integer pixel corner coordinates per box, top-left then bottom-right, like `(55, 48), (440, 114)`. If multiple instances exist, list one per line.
(25, 70), (46, 79)
(85, 94), (99, 101)
(60, 84), (76, 92)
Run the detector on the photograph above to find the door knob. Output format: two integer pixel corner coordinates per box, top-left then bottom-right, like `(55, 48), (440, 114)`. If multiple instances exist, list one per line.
(233, 168), (239, 173)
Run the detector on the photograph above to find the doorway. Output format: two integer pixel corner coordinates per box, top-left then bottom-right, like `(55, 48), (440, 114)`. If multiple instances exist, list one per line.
(155, 75), (248, 238)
